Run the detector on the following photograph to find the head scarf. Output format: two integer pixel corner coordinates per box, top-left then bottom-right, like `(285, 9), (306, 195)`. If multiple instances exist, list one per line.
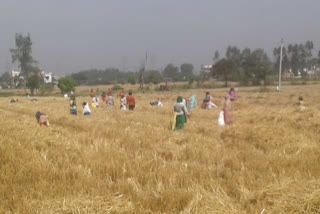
(225, 95), (230, 100)
(177, 96), (183, 103)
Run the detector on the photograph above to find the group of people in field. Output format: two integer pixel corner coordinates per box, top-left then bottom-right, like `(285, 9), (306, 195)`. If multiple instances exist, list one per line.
(172, 88), (235, 130)
(69, 88), (136, 117)
(10, 86), (306, 129)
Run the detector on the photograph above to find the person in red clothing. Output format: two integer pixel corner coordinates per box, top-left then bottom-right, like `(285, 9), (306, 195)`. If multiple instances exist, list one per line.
(117, 90), (123, 98)
(127, 91), (135, 111)
(107, 88), (112, 96)
(90, 89), (94, 98)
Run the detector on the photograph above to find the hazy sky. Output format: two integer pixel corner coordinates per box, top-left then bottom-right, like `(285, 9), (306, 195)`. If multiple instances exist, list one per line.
(0, 0), (320, 75)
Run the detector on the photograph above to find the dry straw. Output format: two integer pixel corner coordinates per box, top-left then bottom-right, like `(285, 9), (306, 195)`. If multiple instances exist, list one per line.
(0, 85), (319, 213)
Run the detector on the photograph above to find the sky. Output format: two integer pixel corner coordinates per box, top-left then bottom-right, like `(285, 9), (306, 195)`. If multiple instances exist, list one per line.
(0, 0), (320, 75)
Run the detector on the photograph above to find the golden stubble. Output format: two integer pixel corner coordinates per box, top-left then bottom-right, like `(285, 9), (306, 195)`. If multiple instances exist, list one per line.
(0, 84), (320, 213)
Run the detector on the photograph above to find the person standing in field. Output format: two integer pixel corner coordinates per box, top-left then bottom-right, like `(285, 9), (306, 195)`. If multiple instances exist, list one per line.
(298, 96), (306, 110)
(223, 95), (232, 125)
(127, 91), (135, 111)
(107, 88), (112, 96)
(120, 94), (127, 110)
(70, 91), (77, 115)
(174, 96), (190, 130)
(92, 95), (99, 108)
(202, 92), (217, 110)
(90, 89), (94, 98)
(117, 90), (124, 106)
(101, 91), (106, 103)
(106, 95), (114, 108)
(82, 102), (91, 117)
(188, 95), (197, 111)
(202, 92), (210, 109)
(229, 88), (236, 101)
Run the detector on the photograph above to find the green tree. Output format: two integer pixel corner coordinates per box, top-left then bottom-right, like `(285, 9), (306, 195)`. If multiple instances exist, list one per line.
(10, 33), (34, 87)
(128, 74), (136, 85)
(145, 70), (163, 84)
(213, 50), (220, 63)
(180, 63), (194, 80)
(226, 46), (241, 80)
(188, 76), (194, 85)
(27, 72), (43, 95)
(162, 64), (179, 80)
(0, 72), (11, 88)
(212, 58), (235, 87)
(242, 49), (271, 86)
(57, 77), (77, 94)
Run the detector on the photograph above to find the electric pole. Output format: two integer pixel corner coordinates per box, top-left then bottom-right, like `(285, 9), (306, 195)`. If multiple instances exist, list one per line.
(278, 39), (284, 92)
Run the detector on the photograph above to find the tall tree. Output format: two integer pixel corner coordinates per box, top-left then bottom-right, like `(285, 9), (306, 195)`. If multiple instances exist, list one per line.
(213, 50), (220, 63)
(145, 70), (163, 84)
(243, 49), (271, 86)
(226, 46), (241, 65)
(26, 67), (43, 95)
(212, 58), (235, 87)
(180, 63), (194, 80)
(162, 64), (179, 80)
(273, 46), (289, 73)
(10, 33), (35, 87)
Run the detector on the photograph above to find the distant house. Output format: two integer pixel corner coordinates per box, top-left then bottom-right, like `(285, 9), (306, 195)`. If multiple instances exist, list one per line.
(41, 71), (53, 84)
(11, 70), (20, 78)
(201, 65), (213, 73)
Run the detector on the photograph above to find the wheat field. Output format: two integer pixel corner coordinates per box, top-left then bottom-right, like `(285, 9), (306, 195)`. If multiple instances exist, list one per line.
(0, 85), (320, 213)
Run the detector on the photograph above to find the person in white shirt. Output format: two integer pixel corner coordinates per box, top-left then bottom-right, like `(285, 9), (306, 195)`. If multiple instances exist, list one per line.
(150, 100), (163, 107)
(82, 102), (91, 117)
(120, 95), (127, 110)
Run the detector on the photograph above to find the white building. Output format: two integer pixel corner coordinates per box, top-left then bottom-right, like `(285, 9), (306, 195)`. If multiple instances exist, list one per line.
(11, 70), (20, 77)
(201, 65), (213, 73)
(41, 71), (52, 83)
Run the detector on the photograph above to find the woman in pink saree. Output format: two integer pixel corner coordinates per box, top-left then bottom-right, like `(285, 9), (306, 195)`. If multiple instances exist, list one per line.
(223, 95), (232, 125)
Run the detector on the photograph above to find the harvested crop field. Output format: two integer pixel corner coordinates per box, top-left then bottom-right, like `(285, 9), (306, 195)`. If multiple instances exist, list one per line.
(0, 85), (320, 213)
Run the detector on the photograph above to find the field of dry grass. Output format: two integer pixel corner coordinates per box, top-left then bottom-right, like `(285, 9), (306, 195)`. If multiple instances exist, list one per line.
(0, 85), (320, 213)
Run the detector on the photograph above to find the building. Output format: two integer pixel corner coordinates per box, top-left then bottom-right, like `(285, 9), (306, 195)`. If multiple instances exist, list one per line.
(11, 70), (20, 77)
(41, 71), (53, 83)
(201, 65), (213, 73)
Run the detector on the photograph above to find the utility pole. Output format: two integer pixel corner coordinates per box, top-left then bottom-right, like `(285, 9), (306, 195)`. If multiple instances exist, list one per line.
(139, 51), (147, 88)
(278, 38), (284, 92)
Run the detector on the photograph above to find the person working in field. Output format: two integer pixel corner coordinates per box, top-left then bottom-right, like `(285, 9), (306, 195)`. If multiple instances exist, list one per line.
(82, 102), (91, 117)
(298, 96), (306, 110)
(117, 90), (124, 106)
(202, 92), (210, 109)
(173, 96), (190, 130)
(70, 91), (77, 115)
(229, 88), (236, 101)
(35, 111), (50, 127)
(202, 92), (217, 110)
(150, 100), (163, 107)
(120, 94), (127, 110)
(101, 91), (107, 103)
(106, 95), (114, 108)
(107, 88), (112, 96)
(92, 95), (99, 108)
(90, 89), (94, 98)
(10, 99), (18, 103)
(223, 95), (232, 125)
(127, 91), (135, 111)
(188, 95), (197, 111)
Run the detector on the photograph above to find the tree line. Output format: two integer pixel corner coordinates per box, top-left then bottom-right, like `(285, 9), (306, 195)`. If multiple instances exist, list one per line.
(213, 41), (320, 87)
(1, 33), (320, 94)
